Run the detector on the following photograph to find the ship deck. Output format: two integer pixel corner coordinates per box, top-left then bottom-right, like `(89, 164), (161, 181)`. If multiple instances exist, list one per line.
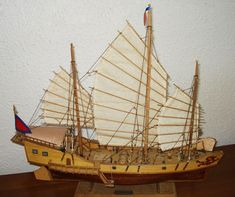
(82, 146), (204, 166)
(12, 132), (206, 166)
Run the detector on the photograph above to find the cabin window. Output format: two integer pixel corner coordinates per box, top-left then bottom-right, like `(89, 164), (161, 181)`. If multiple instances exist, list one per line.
(32, 149), (38, 154)
(162, 166), (167, 170)
(42, 151), (48, 156)
(112, 166), (116, 170)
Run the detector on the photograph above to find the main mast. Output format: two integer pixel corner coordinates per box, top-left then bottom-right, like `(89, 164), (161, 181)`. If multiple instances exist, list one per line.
(187, 60), (199, 160)
(144, 4), (153, 161)
(70, 43), (83, 156)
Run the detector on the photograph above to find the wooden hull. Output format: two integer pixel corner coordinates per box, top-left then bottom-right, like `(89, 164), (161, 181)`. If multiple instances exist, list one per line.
(50, 168), (207, 185)
(14, 136), (223, 185)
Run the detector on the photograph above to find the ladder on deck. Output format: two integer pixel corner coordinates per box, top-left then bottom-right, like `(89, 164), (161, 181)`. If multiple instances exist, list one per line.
(98, 171), (114, 187)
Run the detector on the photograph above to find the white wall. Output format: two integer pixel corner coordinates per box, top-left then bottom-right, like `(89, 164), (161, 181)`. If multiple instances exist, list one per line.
(0, 0), (234, 175)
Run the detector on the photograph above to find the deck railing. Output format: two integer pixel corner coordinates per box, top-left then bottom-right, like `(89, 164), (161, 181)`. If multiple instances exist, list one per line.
(11, 133), (58, 149)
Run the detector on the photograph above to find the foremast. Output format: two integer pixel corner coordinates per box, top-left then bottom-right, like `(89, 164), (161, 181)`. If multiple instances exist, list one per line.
(143, 4), (153, 161)
(70, 43), (83, 156)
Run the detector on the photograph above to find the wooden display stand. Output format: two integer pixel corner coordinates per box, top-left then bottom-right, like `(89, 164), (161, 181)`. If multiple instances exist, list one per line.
(74, 181), (177, 197)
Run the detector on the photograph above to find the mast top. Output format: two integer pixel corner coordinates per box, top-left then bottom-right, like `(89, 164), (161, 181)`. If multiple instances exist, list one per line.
(70, 43), (76, 63)
(195, 60), (199, 77)
(13, 105), (17, 114)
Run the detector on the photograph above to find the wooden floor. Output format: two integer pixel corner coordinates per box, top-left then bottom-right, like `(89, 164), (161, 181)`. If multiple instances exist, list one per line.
(0, 144), (234, 197)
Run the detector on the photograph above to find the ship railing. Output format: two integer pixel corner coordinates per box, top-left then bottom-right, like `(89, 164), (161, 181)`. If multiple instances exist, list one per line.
(12, 133), (58, 149)
(11, 133), (24, 145)
(25, 135), (58, 148)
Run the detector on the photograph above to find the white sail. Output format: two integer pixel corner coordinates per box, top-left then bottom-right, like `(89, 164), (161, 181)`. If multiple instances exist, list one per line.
(93, 23), (169, 146)
(157, 87), (200, 151)
(41, 67), (94, 128)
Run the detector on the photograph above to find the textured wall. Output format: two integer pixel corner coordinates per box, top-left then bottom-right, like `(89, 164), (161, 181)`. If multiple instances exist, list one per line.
(0, 0), (234, 175)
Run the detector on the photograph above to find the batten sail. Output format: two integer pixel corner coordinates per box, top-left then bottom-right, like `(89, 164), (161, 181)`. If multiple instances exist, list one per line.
(157, 87), (200, 151)
(93, 23), (169, 146)
(41, 67), (94, 128)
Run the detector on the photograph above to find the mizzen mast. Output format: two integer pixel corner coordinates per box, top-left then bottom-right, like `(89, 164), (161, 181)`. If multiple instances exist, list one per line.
(144, 4), (153, 161)
(187, 60), (199, 160)
(70, 43), (83, 156)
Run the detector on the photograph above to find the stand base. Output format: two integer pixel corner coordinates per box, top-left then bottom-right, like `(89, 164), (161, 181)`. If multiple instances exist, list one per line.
(74, 182), (177, 197)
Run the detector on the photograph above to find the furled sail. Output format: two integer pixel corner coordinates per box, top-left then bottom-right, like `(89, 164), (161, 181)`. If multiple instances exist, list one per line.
(93, 23), (169, 146)
(157, 87), (200, 151)
(41, 67), (94, 128)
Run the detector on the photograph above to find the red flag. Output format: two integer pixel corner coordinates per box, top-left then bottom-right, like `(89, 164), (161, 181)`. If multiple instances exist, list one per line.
(15, 114), (31, 134)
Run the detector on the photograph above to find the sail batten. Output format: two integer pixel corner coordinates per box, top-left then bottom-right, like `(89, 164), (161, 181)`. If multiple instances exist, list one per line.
(158, 115), (199, 120)
(41, 108), (93, 117)
(42, 114), (93, 123)
(41, 117), (94, 128)
(96, 128), (157, 136)
(94, 103), (153, 118)
(168, 96), (200, 108)
(163, 105), (199, 114)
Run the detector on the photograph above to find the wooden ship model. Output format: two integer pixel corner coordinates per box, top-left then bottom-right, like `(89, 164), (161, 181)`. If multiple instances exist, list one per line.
(12, 5), (223, 186)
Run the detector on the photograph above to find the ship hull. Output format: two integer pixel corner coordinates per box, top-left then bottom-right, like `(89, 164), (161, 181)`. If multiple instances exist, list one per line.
(17, 138), (223, 185)
(50, 168), (207, 185)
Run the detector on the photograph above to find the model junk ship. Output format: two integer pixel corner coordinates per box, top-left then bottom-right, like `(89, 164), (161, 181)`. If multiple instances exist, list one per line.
(12, 5), (223, 186)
